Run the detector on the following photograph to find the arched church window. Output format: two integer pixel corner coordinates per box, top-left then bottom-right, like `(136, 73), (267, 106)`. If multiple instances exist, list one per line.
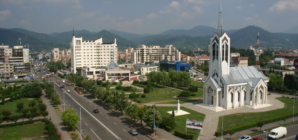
(222, 44), (225, 61)
(212, 43), (216, 61)
(250, 90), (253, 101)
(225, 43), (229, 61)
(238, 92), (240, 101)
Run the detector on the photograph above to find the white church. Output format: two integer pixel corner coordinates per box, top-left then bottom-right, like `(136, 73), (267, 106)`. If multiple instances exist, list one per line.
(203, 32), (269, 110)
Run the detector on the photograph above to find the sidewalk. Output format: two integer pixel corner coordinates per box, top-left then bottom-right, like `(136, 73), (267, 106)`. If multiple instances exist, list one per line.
(41, 92), (72, 140)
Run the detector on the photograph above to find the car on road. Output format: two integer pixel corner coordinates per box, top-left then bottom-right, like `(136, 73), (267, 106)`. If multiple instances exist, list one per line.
(93, 109), (99, 113)
(66, 89), (70, 93)
(57, 81), (61, 84)
(129, 129), (138, 136)
(253, 137), (262, 140)
(238, 135), (251, 140)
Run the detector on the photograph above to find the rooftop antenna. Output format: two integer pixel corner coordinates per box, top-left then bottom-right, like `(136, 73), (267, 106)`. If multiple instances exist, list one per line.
(218, 0), (223, 35)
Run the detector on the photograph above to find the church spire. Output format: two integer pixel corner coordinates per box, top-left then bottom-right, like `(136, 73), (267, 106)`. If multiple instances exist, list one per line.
(218, 0), (223, 35)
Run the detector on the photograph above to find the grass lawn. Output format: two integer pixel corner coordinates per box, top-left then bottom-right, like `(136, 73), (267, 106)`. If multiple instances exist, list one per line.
(217, 97), (298, 132)
(157, 107), (205, 139)
(0, 98), (41, 115)
(136, 84), (203, 104)
(0, 81), (28, 88)
(0, 122), (46, 140)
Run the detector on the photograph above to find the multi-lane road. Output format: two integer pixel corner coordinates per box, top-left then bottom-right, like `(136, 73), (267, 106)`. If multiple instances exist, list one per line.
(35, 68), (152, 140)
(252, 124), (298, 140)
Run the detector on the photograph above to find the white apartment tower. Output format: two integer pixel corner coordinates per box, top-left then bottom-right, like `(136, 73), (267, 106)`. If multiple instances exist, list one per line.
(131, 44), (181, 64)
(70, 35), (118, 74)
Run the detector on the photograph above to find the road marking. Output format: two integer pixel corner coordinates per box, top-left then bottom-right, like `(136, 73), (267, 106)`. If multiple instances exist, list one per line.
(283, 135), (296, 140)
(62, 89), (121, 140)
(133, 137), (138, 140)
(85, 123), (88, 126)
(90, 128), (101, 140)
(123, 129), (126, 132)
(114, 122), (117, 125)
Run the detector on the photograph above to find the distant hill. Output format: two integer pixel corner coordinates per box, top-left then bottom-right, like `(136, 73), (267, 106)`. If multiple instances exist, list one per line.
(10, 28), (57, 43)
(282, 26), (298, 34)
(0, 28), (68, 51)
(160, 25), (217, 37)
(109, 30), (150, 41)
(94, 30), (137, 49)
(230, 25), (297, 49)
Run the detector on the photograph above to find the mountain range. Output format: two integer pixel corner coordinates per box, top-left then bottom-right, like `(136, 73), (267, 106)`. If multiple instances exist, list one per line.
(0, 25), (298, 52)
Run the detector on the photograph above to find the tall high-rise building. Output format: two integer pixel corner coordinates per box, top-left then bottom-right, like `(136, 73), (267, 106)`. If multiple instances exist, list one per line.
(70, 36), (118, 74)
(0, 45), (30, 76)
(131, 44), (181, 64)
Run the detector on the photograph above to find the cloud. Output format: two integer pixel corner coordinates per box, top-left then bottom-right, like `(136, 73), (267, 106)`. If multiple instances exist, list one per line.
(181, 12), (192, 18)
(159, 1), (180, 14)
(184, 0), (209, 4)
(0, 10), (11, 21)
(80, 12), (96, 18)
(169, 1), (180, 8)
(236, 6), (242, 10)
(269, 0), (298, 12)
(19, 19), (30, 25)
(147, 13), (157, 19)
(193, 6), (203, 13)
(63, 18), (74, 25)
(250, 4), (255, 7)
(0, 0), (23, 5)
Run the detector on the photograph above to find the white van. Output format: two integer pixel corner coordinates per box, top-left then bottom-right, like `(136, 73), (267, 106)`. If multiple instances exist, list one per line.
(268, 126), (287, 139)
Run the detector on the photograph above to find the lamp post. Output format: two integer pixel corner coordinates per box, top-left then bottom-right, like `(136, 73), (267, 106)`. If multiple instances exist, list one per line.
(263, 130), (267, 140)
(151, 102), (156, 137)
(221, 105), (224, 140)
(293, 91), (298, 122)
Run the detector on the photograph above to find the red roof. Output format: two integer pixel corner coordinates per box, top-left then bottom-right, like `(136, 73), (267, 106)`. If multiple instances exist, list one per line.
(240, 57), (248, 60)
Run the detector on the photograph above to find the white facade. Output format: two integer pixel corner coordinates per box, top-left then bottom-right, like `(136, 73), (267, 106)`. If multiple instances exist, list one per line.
(70, 36), (118, 73)
(203, 32), (269, 110)
(131, 44), (181, 64)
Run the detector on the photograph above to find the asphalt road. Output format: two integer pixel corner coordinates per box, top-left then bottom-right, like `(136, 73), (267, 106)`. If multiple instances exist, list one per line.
(251, 124), (298, 140)
(48, 75), (151, 140)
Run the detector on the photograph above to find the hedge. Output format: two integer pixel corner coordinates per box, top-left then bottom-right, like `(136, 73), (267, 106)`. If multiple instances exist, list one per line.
(215, 113), (298, 136)
(174, 130), (194, 140)
(0, 118), (45, 128)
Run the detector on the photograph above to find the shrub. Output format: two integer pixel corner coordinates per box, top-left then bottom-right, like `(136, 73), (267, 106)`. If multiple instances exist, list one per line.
(115, 85), (122, 90)
(188, 85), (199, 92)
(144, 87), (150, 93)
(129, 93), (139, 99)
(178, 91), (191, 97)
(141, 94), (146, 98)
(133, 80), (140, 85)
(174, 130), (193, 140)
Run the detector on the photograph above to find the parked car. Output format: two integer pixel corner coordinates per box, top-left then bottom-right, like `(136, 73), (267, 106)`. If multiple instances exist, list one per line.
(268, 126), (287, 139)
(129, 129), (138, 136)
(93, 109), (99, 113)
(253, 137), (262, 140)
(238, 135), (251, 140)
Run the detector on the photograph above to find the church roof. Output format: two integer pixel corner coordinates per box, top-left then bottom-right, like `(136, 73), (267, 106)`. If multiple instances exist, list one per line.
(223, 66), (269, 87)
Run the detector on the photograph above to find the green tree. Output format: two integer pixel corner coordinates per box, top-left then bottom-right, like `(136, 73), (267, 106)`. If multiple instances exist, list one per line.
(61, 109), (80, 131)
(21, 108), (29, 117)
(257, 120), (264, 131)
(143, 106), (162, 129)
(84, 135), (91, 140)
(21, 81), (42, 98)
(42, 111), (49, 118)
(17, 102), (24, 112)
(29, 100), (36, 107)
(10, 114), (21, 123)
(2, 110), (12, 119)
(268, 73), (283, 91)
(39, 104), (47, 112)
(114, 92), (130, 115)
(125, 104), (139, 121)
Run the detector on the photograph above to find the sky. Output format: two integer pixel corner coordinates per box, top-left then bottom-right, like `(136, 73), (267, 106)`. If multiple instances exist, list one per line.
(1, 0), (298, 35)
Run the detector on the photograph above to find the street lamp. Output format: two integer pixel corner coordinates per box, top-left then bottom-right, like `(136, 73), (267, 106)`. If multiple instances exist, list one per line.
(293, 91), (298, 123)
(151, 102), (156, 137)
(220, 105), (224, 140)
(263, 130), (267, 140)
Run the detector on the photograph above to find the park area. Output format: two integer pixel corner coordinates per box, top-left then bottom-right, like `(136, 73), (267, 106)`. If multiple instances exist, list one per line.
(158, 107), (205, 139)
(0, 122), (46, 140)
(217, 97), (298, 135)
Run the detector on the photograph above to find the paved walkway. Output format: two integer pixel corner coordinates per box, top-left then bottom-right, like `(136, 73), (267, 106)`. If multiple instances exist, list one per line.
(41, 92), (72, 140)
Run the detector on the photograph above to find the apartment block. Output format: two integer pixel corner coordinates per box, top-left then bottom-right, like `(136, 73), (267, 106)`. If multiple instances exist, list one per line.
(131, 44), (181, 64)
(70, 36), (118, 74)
(51, 48), (71, 64)
(0, 45), (30, 76)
